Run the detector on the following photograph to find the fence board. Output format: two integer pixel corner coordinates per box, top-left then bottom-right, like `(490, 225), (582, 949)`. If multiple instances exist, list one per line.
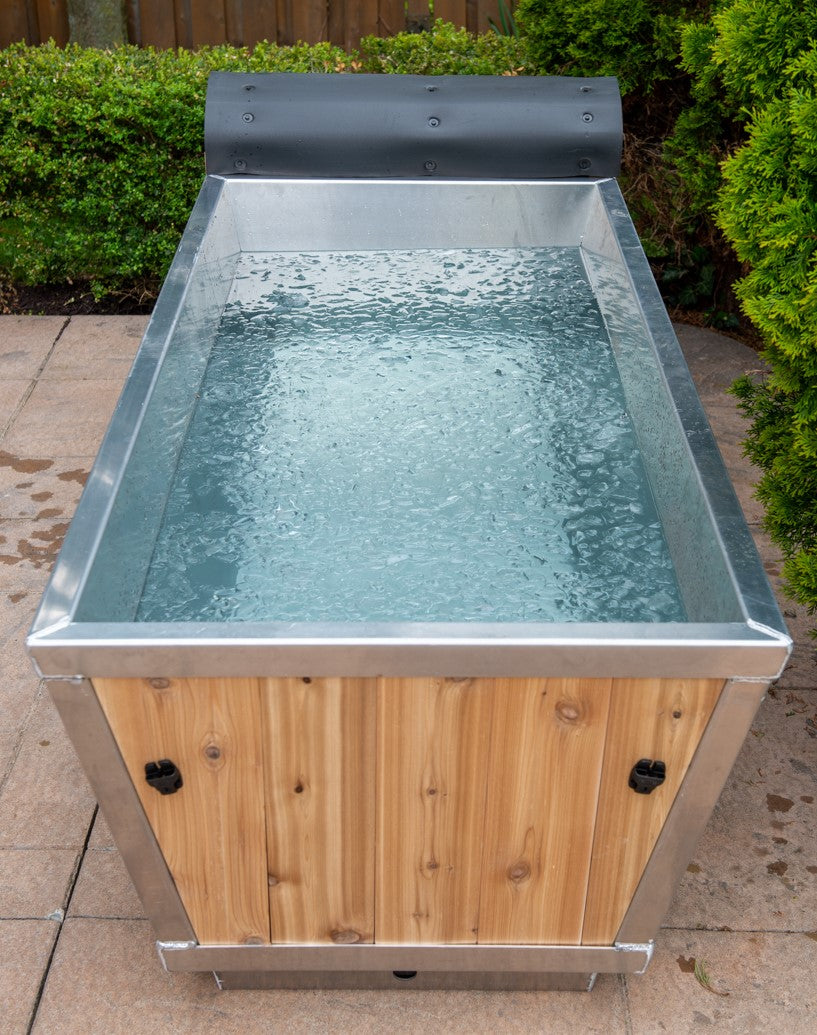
(174, 0), (193, 48)
(0, 0), (505, 49)
(406, 0), (430, 26)
(330, 0), (380, 50)
(377, 0), (404, 36)
(475, 0), (497, 33)
(191, 0), (227, 46)
(0, 2), (31, 47)
(434, 1), (467, 26)
(136, 0), (177, 48)
(287, 0), (327, 44)
(36, 0), (69, 44)
(240, 1), (278, 46)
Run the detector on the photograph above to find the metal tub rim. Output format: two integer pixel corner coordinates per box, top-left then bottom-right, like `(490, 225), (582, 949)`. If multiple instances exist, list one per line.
(26, 175), (791, 681)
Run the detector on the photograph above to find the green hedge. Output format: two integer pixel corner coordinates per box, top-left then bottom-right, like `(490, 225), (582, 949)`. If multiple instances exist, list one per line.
(515, 0), (710, 94)
(708, 4), (817, 618)
(0, 24), (526, 299)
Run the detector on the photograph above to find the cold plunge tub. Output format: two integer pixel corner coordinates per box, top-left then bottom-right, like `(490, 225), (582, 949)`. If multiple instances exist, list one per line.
(28, 74), (790, 991)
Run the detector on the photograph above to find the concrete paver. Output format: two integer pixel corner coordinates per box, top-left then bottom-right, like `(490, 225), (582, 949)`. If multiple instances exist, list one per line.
(2, 379), (124, 457)
(0, 620), (42, 785)
(665, 684), (817, 933)
(68, 849), (145, 920)
(0, 382), (31, 438)
(40, 315), (147, 381)
(33, 919), (629, 1035)
(0, 692), (96, 850)
(0, 920), (58, 1035)
(0, 455), (91, 521)
(0, 315), (813, 1032)
(0, 849), (79, 919)
(0, 316), (66, 381)
(626, 930), (817, 1033)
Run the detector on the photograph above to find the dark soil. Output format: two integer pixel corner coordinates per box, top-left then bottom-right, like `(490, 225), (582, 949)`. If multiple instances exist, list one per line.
(0, 280), (155, 316)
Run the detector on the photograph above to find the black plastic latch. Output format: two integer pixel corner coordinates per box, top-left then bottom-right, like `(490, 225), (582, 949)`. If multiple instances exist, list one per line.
(628, 758), (666, 794)
(145, 759), (183, 795)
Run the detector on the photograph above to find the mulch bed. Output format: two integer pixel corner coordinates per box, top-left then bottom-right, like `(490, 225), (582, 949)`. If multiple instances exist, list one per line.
(1, 280), (155, 316)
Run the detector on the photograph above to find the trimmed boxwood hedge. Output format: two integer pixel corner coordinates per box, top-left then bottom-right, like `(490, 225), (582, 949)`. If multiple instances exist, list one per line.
(0, 24), (527, 300)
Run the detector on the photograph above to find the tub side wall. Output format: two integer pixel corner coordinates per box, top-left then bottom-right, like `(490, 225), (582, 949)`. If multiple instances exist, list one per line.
(86, 673), (725, 953)
(73, 180), (243, 623)
(579, 185), (745, 624)
(222, 178), (594, 253)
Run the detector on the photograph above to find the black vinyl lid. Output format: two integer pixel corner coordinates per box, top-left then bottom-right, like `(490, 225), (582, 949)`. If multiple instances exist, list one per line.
(205, 72), (622, 180)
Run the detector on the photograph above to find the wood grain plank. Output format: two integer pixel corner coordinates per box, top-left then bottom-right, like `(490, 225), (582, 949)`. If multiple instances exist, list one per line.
(433, 0), (466, 27)
(329, 0), (379, 49)
(376, 677), (493, 944)
(125, 0), (141, 44)
(223, 0), (241, 44)
(174, 0), (192, 48)
(0, 1), (32, 46)
(474, 0), (499, 33)
(240, 0), (278, 45)
(582, 678), (724, 945)
(407, 0), (430, 23)
(262, 677), (376, 944)
(94, 677), (270, 946)
(35, 0), (69, 44)
(378, 0), (406, 35)
(290, 0), (327, 42)
(190, 0), (227, 45)
(137, 0), (178, 47)
(477, 678), (612, 945)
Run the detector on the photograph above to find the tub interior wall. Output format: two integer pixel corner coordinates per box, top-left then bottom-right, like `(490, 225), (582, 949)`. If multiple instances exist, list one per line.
(75, 187), (240, 621)
(75, 178), (742, 625)
(578, 187), (742, 622)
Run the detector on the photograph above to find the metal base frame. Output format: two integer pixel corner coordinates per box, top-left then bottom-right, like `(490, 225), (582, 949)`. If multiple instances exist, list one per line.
(213, 971), (597, 991)
(157, 941), (652, 977)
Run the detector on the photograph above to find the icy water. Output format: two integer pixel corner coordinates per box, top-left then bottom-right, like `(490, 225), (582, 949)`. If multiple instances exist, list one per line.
(135, 248), (686, 623)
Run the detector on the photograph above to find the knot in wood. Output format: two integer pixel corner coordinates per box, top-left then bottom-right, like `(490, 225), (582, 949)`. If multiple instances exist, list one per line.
(147, 678), (170, 690)
(243, 935), (264, 946)
(556, 700), (581, 723)
(507, 861), (531, 883)
(203, 744), (221, 761)
(331, 928), (362, 944)
(268, 874), (280, 886)
(426, 859), (439, 871)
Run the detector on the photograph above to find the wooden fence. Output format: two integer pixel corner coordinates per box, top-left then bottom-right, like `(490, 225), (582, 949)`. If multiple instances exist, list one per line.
(0, 2), (507, 52)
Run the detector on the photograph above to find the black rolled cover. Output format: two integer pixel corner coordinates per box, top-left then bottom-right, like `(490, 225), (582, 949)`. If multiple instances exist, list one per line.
(205, 72), (622, 180)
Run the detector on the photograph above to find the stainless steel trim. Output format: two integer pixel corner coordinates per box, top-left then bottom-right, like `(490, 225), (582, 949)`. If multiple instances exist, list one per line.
(29, 628), (789, 679)
(157, 941), (652, 975)
(46, 679), (196, 943)
(616, 679), (770, 943)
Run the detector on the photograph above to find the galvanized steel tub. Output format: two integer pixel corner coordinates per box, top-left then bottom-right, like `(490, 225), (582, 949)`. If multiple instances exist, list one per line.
(27, 74), (790, 991)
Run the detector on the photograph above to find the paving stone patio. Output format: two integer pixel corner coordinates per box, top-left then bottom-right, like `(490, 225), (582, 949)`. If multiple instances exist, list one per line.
(1, 315), (815, 1033)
